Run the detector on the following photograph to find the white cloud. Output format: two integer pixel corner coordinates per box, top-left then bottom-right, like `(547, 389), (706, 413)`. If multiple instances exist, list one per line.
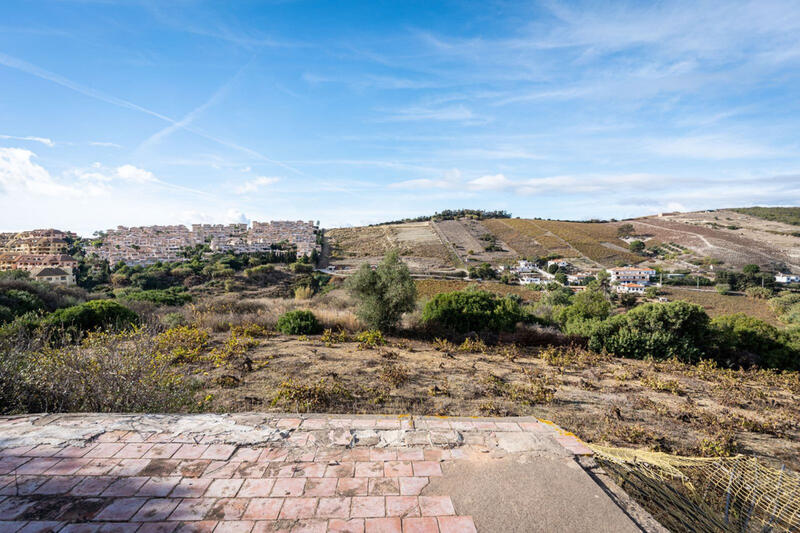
(466, 174), (514, 191)
(235, 176), (280, 194)
(225, 209), (249, 224)
(116, 164), (157, 183)
(89, 141), (122, 148)
(0, 134), (54, 147)
(388, 168), (462, 190)
(0, 147), (105, 197)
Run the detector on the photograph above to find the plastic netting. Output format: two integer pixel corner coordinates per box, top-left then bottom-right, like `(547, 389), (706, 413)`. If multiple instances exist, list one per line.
(591, 445), (800, 532)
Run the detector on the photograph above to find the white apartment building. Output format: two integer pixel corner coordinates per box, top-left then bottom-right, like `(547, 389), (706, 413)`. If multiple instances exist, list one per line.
(608, 267), (656, 284)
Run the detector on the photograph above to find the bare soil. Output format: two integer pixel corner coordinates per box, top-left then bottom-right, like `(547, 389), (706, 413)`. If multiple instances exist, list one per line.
(434, 219), (517, 266)
(327, 222), (457, 273)
(197, 332), (800, 469)
(633, 211), (800, 271)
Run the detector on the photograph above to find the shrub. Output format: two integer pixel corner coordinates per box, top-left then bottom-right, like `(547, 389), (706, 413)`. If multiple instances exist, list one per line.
(290, 262), (314, 274)
(715, 283), (732, 295)
(355, 329), (386, 349)
(294, 286), (314, 300)
(468, 262), (497, 279)
(421, 289), (525, 334)
(588, 301), (711, 363)
(712, 313), (798, 369)
(744, 286), (772, 299)
(271, 378), (353, 411)
(276, 310), (321, 335)
(155, 325), (209, 363)
(347, 250), (417, 331)
(42, 300), (139, 336)
(628, 240), (645, 253)
(115, 286), (192, 306)
(1, 329), (193, 414)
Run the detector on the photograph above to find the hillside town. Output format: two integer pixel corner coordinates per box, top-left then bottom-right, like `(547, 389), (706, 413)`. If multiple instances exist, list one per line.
(0, 220), (321, 285)
(95, 220), (320, 266)
(0, 229), (78, 285)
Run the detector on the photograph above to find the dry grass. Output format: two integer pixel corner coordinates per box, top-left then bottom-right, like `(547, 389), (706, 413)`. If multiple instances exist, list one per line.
(190, 294), (362, 332)
(184, 329), (800, 468)
(661, 287), (780, 324)
(415, 279), (541, 302)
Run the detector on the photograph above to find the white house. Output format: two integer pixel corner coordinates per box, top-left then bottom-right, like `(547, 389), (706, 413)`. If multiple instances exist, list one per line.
(616, 283), (646, 294)
(775, 273), (800, 284)
(609, 267), (656, 284)
(519, 275), (546, 285)
(547, 259), (570, 269)
(516, 260), (535, 273)
(567, 272), (594, 285)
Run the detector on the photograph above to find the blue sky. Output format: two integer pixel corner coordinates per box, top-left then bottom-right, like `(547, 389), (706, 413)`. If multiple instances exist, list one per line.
(1, 0), (799, 235)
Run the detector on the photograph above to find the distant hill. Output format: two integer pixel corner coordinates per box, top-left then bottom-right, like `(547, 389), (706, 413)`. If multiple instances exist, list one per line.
(730, 207), (800, 226)
(327, 208), (800, 273)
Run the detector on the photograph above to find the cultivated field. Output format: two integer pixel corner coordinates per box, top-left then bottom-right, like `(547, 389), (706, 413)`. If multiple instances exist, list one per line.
(327, 222), (458, 273)
(434, 219), (517, 266)
(632, 211), (800, 271)
(326, 210), (798, 275)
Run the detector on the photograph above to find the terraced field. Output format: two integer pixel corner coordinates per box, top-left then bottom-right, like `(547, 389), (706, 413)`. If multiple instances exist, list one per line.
(484, 218), (642, 266)
(531, 220), (644, 266)
(483, 219), (546, 257)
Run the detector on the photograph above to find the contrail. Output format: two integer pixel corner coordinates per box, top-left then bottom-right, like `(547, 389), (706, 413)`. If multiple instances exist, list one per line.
(0, 52), (303, 175)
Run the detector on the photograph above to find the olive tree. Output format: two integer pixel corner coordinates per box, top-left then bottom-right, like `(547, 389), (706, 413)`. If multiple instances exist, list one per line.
(346, 250), (417, 331)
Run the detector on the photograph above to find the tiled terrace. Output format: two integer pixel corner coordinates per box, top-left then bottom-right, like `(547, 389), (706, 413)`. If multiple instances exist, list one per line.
(0, 414), (598, 532)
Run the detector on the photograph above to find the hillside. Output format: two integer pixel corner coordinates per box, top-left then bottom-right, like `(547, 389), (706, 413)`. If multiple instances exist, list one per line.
(326, 209), (800, 273)
(731, 206), (800, 226)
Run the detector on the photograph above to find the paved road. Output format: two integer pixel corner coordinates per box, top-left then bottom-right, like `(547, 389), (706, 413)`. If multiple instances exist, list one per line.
(0, 414), (659, 532)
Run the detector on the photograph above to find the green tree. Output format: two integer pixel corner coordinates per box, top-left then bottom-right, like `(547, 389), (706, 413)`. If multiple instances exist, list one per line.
(617, 223), (635, 237)
(554, 272), (567, 285)
(588, 301), (711, 362)
(347, 250), (417, 331)
(742, 264), (760, 274)
(421, 289), (524, 333)
(468, 263), (496, 279)
(628, 240), (645, 253)
(712, 313), (797, 369)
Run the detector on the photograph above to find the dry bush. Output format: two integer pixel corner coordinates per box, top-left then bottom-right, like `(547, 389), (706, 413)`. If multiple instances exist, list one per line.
(155, 325), (209, 363)
(458, 337), (488, 353)
(1, 328), (194, 414)
(379, 363), (410, 388)
(495, 343), (521, 361)
(320, 328), (351, 346)
(271, 378), (353, 412)
(697, 431), (739, 457)
(315, 308), (363, 332)
(482, 372), (557, 405)
(538, 344), (609, 369)
(640, 375), (684, 395)
(294, 286), (314, 300)
(500, 323), (571, 346)
(432, 337), (456, 352)
(355, 329), (386, 349)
